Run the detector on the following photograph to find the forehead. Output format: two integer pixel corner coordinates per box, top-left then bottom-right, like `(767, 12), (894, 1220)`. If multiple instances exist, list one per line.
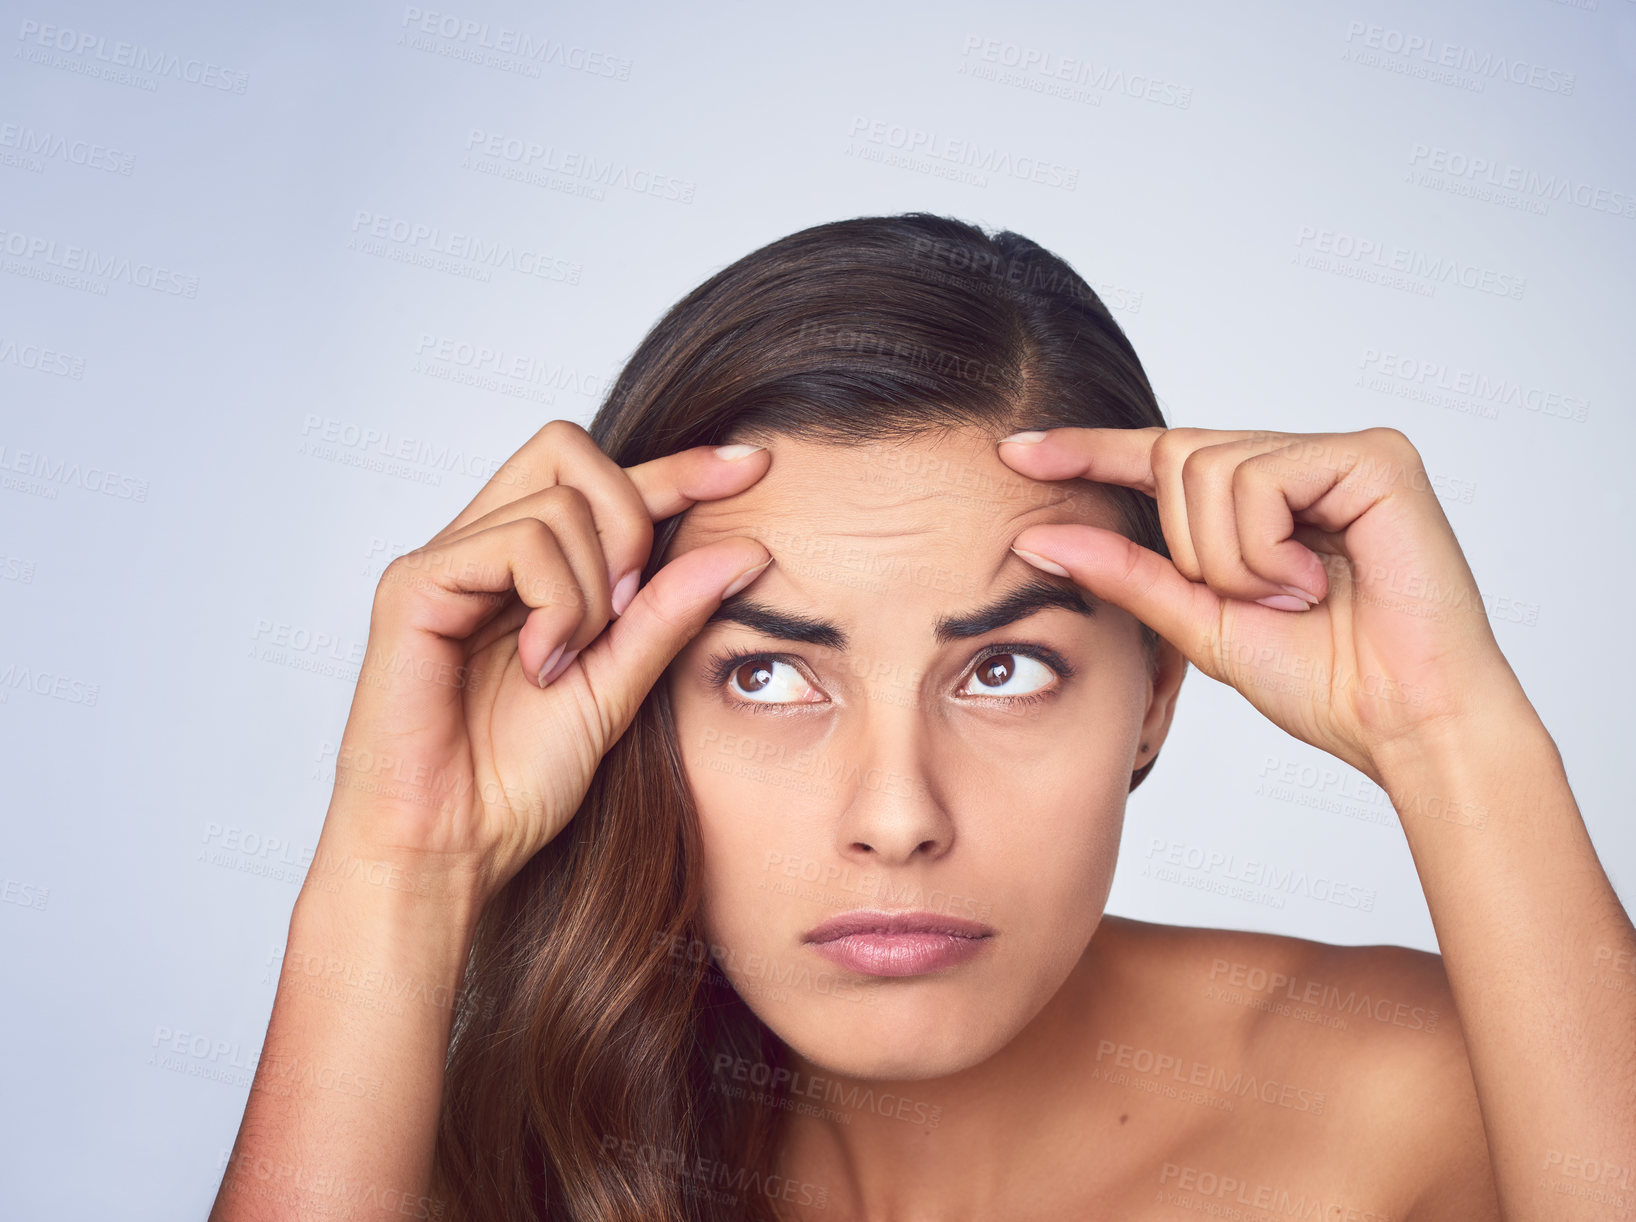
(665, 428), (1126, 574)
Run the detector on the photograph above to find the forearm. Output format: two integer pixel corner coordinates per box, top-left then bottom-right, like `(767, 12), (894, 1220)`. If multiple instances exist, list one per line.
(209, 832), (484, 1222)
(1375, 674), (1636, 1222)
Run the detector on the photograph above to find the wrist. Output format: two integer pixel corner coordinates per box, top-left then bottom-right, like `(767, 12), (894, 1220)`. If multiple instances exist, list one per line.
(300, 816), (491, 919)
(293, 830), (490, 966)
(1370, 671), (1559, 812)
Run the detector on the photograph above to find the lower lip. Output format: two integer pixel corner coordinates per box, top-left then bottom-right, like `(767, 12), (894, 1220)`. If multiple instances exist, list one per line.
(808, 932), (991, 977)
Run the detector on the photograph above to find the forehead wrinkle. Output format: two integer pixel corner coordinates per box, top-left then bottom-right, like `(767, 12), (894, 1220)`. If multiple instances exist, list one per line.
(673, 492), (1122, 578)
(680, 475), (1102, 537)
(673, 497), (946, 548)
(669, 439), (1127, 565)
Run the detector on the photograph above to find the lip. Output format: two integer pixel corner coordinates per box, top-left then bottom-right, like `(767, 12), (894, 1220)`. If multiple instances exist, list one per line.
(802, 909), (995, 978)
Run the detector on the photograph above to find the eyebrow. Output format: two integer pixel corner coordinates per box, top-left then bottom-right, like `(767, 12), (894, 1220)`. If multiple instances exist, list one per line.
(704, 572), (1099, 650)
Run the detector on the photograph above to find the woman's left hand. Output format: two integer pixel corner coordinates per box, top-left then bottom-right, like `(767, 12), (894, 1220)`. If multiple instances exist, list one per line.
(997, 425), (1522, 783)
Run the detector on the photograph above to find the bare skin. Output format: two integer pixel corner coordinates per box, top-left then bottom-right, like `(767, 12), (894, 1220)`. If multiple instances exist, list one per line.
(210, 418), (1631, 1222)
(771, 916), (1497, 1221)
(657, 425), (1509, 1222)
(661, 423), (1626, 1222)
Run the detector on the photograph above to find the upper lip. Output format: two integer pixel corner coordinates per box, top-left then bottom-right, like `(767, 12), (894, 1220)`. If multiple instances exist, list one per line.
(802, 909), (996, 944)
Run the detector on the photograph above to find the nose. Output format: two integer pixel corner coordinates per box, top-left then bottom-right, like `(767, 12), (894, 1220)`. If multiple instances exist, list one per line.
(832, 704), (955, 867)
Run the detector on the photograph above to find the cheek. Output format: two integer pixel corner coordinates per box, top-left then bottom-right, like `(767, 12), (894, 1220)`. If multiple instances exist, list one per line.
(670, 709), (828, 950)
(936, 717), (1133, 949)
(969, 779), (1127, 934)
(692, 785), (774, 937)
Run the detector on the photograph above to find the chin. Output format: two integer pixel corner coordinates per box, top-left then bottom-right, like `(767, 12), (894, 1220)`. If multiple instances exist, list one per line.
(742, 976), (1030, 1082)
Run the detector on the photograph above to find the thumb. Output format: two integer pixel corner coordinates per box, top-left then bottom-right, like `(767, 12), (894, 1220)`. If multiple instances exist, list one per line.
(1011, 524), (1222, 660)
(575, 538), (772, 734)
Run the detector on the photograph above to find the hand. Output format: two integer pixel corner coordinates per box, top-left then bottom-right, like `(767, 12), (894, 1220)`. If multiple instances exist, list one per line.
(320, 420), (773, 910)
(997, 426), (1521, 781)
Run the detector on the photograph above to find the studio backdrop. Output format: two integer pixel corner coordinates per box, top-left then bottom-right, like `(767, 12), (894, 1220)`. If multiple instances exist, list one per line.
(2, 1), (1632, 1215)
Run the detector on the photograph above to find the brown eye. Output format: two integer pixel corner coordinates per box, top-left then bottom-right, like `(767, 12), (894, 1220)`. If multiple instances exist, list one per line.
(959, 651), (1055, 699)
(718, 655), (824, 706)
(734, 660), (774, 694)
(976, 655), (1015, 689)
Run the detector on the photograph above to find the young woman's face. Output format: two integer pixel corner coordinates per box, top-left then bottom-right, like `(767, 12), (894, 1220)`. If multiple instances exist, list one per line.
(662, 426), (1173, 1080)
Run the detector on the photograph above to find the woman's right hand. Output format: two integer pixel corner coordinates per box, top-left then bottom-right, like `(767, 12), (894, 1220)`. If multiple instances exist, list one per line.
(317, 419), (773, 913)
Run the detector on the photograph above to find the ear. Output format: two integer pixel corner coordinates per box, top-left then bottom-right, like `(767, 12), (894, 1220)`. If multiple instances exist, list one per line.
(1129, 636), (1188, 794)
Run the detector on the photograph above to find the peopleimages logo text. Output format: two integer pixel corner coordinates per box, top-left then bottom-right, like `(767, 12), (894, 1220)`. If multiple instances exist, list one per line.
(848, 117), (1079, 190)
(1342, 21), (1575, 94)
(15, 20), (250, 92)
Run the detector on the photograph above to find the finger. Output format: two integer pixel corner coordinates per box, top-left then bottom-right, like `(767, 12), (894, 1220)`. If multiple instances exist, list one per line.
(1264, 429), (1429, 532)
(1150, 428), (1206, 582)
(372, 517), (593, 686)
(1180, 442), (1269, 602)
(430, 418), (584, 542)
(434, 421), (770, 612)
(1233, 448), (1339, 603)
(430, 482), (614, 640)
(1010, 522), (1227, 665)
(998, 427), (1279, 583)
(996, 426), (1284, 493)
(996, 426), (1167, 494)
(620, 441), (772, 522)
(524, 444), (775, 688)
(1178, 438), (1328, 607)
(430, 420), (653, 601)
(569, 537), (774, 736)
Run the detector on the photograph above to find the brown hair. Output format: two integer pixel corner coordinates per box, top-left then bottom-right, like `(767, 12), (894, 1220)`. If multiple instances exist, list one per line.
(431, 212), (1171, 1220)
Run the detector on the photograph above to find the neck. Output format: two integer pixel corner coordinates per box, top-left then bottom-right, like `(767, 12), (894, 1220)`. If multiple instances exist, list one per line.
(769, 919), (1126, 1221)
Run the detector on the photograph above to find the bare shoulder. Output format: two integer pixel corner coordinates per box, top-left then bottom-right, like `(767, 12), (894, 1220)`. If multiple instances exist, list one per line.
(1092, 916), (1500, 1221)
(1293, 934), (1499, 1222)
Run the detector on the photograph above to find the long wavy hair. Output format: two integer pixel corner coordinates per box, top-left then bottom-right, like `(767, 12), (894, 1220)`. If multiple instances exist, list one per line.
(430, 212), (1171, 1221)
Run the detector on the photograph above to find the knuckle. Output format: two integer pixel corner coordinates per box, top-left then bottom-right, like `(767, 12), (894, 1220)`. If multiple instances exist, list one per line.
(516, 545), (581, 612)
(541, 481), (595, 526)
(510, 513), (559, 550)
(1232, 457), (1269, 494)
(1368, 425), (1419, 460)
(371, 552), (425, 620)
(1151, 428), (1198, 477)
(1150, 428), (1186, 461)
(522, 570), (574, 614)
(644, 593), (689, 636)
(639, 573), (694, 636)
(1119, 537), (1166, 601)
(1180, 447), (1212, 481)
(377, 550), (421, 594)
(1113, 533), (1146, 586)
(507, 523), (573, 599)
(540, 418), (588, 446)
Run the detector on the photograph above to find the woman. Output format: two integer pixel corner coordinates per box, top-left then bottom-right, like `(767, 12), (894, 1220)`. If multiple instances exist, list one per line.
(210, 213), (1633, 1221)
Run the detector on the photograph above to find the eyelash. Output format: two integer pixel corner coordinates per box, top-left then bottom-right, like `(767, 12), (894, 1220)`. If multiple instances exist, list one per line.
(702, 643), (1077, 713)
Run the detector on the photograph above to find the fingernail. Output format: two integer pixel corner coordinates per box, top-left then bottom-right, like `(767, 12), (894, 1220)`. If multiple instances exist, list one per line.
(1256, 594), (1311, 612)
(610, 569), (639, 617)
(536, 643), (565, 689)
(540, 646), (581, 687)
(1011, 546), (1070, 577)
(999, 430), (1048, 445)
(714, 443), (766, 461)
(1279, 583), (1321, 605)
(721, 556), (773, 599)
